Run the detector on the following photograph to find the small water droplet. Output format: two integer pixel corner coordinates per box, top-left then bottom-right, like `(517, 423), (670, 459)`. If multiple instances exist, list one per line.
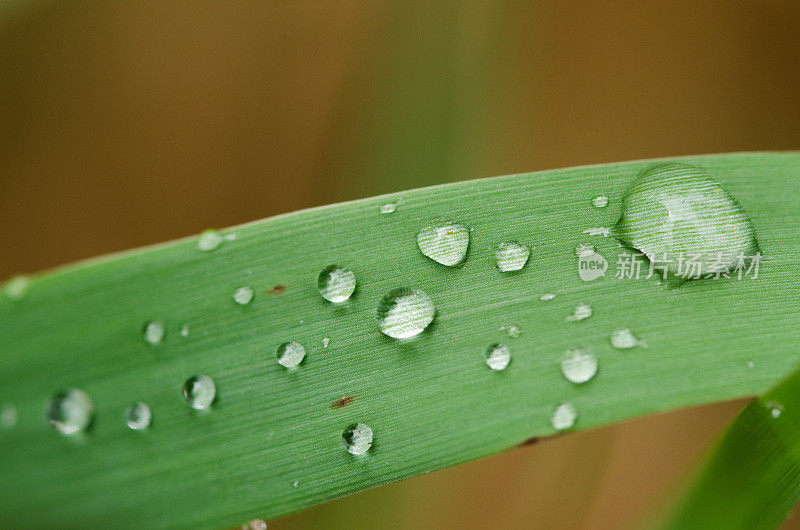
(380, 202), (398, 214)
(540, 293), (557, 301)
(565, 304), (593, 322)
(417, 221), (470, 266)
(592, 195), (609, 208)
(583, 227), (611, 237)
(499, 325), (522, 338)
(183, 375), (216, 410)
(223, 232), (237, 241)
(766, 401), (784, 419)
(561, 349), (598, 384)
(3, 276), (30, 301)
(575, 244), (596, 257)
(292, 480), (299, 488)
(241, 519), (267, 530)
(613, 163), (760, 282)
(611, 328), (641, 349)
(495, 240), (531, 272)
(377, 288), (436, 339)
(317, 265), (356, 303)
(277, 342), (306, 368)
(322, 337), (330, 348)
(46, 388), (94, 435)
(233, 286), (255, 306)
(142, 320), (166, 345)
(485, 343), (512, 371)
(180, 324), (190, 337)
(551, 402), (577, 431)
(197, 229), (223, 252)
(747, 361), (755, 369)
(125, 401), (152, 431)
(0, 404), (17, 429)
(342, 422), (373, 455)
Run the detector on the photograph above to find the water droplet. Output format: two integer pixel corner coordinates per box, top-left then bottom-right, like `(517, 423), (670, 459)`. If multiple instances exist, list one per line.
(611, 328), (642, 349)
(317, 265), (356, 303)
(747, 361), (755, 369)
(380, 202), (398, 214)
(613, 163), (759, 281)
(183, 375), (216, 410)
(0, 404), (17, 429)
(3, 276), (30, 301)
(417, 221), (470, 266)
(499, 325), (522, 338)
(592, 195), (609, 208)
(575, 244), (596, 257)
(561, 349), (598, 384)
(241, 519), (267, 530)
(485, 343), (512, 371)
(540, 293), (557, 301)
(223, 232), (237, 241)
(46, 388), (94, 435)
(767, 401), (784, 418)
(342, 422), (374, 455)
(292, 480), (299, 488)
(377, 288), (436, 339)
(495, 241), (530, 272)
(142, 320), (166, 345)
(322, 337), (330, 348)
(180, 324), (190, 337)
(277, 342), (306, 368)
(551, 402), (577, 431)
(125, 402), (152, 431)
(565, 304), (593, 322)
(583, 227), (611, 237)
(197, 229), (223, 252)
(233, 286), (255, 306)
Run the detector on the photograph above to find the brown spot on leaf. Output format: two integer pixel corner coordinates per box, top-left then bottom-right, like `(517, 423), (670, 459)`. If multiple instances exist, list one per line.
(269, 284), (287, 295)
(516, 436), (541, 449)
(331, 396), (354, 409)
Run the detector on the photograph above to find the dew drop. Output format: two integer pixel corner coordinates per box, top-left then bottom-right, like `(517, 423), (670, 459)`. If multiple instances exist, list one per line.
(3, 275), (30, 301)
(540, 293), (557, 301)
(561, 349), (598, 384)
(46, 388), (94, 435)
(322, 337), (330, 348)
(342, 422), (374, 455)
(233, 286), (255, 306)
(613, 163), (760, 282)
(292, 480), (299, 488)
(377, 288), (436, 339)
(551, 402), (577, 431)
(125, 401), (152, 431)
(277, 341), (306, 368)
(197, 229), (223, 252)
(142, 320), (166, 345)
(499, 325), (522, 338)
(0, 404), (17, 429)
(592, 195), (609, 208)
(495, 241), (531, 272)
(611, 328), (641, 349)
(583, 227), (611, 237)
(575, 244), (596, 257)
(485, 343), (512, 371)
(417, 221), (470, 266)
(241, 519), (267, 530)
(317, 265), (356, 303)
(747, 361), (755, 369)
(565, 304), (593, 322)
(180, 324), (190, 337)
(183, 375), (216, 410)
(767, 401), (784, 419)
(380, 202), (398, 214)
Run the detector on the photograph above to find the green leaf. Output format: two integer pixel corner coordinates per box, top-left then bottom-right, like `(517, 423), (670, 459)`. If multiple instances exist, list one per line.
(0, 152), (798, 528)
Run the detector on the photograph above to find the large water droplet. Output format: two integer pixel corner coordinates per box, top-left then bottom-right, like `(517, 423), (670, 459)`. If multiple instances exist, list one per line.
(46, 388), (94, 435)
(143, 320), (166, 345)
(495, 241), (531, 272)
(125, 402), (152, 430)
(417, 221), (470, 266)
(551, 402), (577, 431)
(613, 163), (759, 282)
(233, 286), (255, 306)
(317, 265), (356, 303)
(485, 343), (512, 371)
(342, 422), (374, 455)
(611, 328), (642, 349)
(377, 288), (436, 339)
(0, 404), (17, 429)
(277, 341), (306, 368)
(592, 195), (609, 208)
(197, 229), (223, 252)
(565, 304), (593, 322)
(2, 276), (30, 301)
(561, 349), (598, 384)
(183, 375), (216, 410)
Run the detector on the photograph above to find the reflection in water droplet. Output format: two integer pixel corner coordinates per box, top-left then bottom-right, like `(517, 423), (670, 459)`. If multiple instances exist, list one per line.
(495, 241), (530, 272)
(317, 265), (356, 303)
(46, 388), (94, 435)
(277, 342), (306, 368)
(417, 221), (470, 266)
(611, 328), (641, 349)
(233, 286), (255, 305)
(0, 404), (17, 429)
(377, 288), (436, 339)
(485, 344), (512, 371)
(565, 304), (593, 322)
(125, 402), (152, 431)
(197, 229), (223, 252)
(183, 375), (216, 410)
(540, 293), (557, 301)
(592, 196), (609, 208)
(342, 422), (374, 455)
(551, 403), (577, 431)
(613, 163), (760, 282)
(499, 325), (522, 338)
(241, 519), (267, 530)
(143, 320), (166, 345)
(561, 349), (598, 384)
(3, 276), (30, 301)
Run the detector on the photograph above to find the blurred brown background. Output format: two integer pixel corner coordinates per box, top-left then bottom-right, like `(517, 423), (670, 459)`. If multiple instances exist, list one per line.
(1, 2), (798, 528)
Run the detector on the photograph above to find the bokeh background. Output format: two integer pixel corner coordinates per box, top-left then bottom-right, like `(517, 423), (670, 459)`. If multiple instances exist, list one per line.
(1, 2), (799, 528)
